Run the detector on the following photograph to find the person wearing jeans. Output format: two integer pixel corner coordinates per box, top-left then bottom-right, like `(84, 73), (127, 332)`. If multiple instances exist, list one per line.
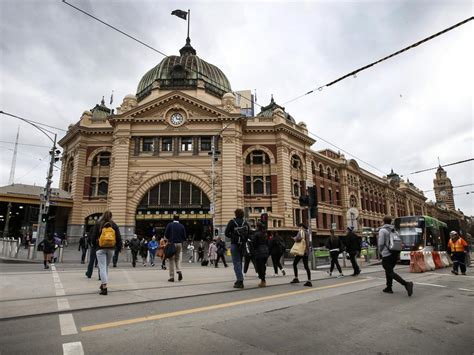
(164, 215), (187, 282)
(378, 216), (413, 296)
(225, 208), (249, 289)
(92, 210), (122, 295)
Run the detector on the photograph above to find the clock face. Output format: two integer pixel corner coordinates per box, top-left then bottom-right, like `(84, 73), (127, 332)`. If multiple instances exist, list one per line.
(170, 112), (184, 126)
(440, 190), (447, 197)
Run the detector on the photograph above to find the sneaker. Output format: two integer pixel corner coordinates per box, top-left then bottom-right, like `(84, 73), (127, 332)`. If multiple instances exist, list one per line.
(151, 263), (155, 267)
(304, 281), (312, 287)
(143, 264), (146, 267)
(281, 269), (286, 276)
(461, 272), (466, 275)
(326, 271), (332, 277)
(272, 274), (278, 277)
(451, 270), (458, 275)
(99, 288), (107, 296)
(405, 282), (414, 297)
(85, 273), (91, 279)
(178, 271), (183, 281)
(290, 278), (300, 284)
(44, 265), (49, 270)
(113, 264), (117, 268)
(168, 278), (174, 282)
(258, 280), (267, 287)
(337, 274), (344, 278)
(233, 281), (244, 289)
(383, 287), (394, 294)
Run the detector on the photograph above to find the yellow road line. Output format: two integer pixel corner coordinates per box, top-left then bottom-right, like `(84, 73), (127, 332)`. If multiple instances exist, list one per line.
(81, 278), (370, 332)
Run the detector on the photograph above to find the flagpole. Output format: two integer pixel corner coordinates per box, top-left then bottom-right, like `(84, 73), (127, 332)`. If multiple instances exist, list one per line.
(187, 9), (190, 40)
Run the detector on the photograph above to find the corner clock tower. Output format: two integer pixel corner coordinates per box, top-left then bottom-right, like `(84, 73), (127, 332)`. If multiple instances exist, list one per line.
(433, 166), (455, 210)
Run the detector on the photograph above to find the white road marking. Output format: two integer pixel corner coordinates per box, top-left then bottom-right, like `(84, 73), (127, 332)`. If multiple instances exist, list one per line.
(59, 314), (78, 335)
(51, 265), (56, 271)
(62, 342), (84, 355)
(425, 272), (474, 279)
(458, 288), (474, 292)
(57, 298), (71, 311)
(414, 282), (446, 288)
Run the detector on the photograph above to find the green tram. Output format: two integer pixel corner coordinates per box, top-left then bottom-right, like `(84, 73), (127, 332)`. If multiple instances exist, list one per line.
(394, 216), (448, 262)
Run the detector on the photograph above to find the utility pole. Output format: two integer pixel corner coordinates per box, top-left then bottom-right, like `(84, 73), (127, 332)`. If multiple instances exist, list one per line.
(210, 135), (217, 237)
(2, 202), (12, 238)
(33, 133), (59, 258)
(8, 126), (19, 185)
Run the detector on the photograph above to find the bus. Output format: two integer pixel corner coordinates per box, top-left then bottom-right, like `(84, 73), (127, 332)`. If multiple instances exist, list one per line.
(394, 216), (448, 262)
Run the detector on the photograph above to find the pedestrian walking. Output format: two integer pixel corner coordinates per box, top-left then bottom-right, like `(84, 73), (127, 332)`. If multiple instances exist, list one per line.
(290, 224), (312, 287)
(112, 238), (123, 267)
(325, 229), (344, 278)
(139, 237), (148, 266)
(187, 242), (195, 263)
(52, 234), (61, 263)
(269, 232), (286, 276)
(148, 236), (158, 266)
(197, 241), (205, 262)
(215, 237), (228, 267)
(448, 231), (468, 275)
(208, 240), (217, 265)
(225, 208), (250, 289)
(254, 222), (270, 287)
(164, 215), (187, 282)
(78, 233), (88, 264)
(91, 210), (122, 295)
(129, 234), (140, 267)
(378, 216), (413, 296)
(345, 227), (361, 276)
(158, 236), (167, 270)
(85, 227), (99, 279)
(38, 234), (55, 269)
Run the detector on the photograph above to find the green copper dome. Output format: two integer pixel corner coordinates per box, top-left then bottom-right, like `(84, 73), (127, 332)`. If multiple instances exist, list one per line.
(136, 39), (232, 101)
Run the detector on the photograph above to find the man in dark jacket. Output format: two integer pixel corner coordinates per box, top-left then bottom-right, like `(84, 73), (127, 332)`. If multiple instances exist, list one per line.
(85, 225), (99, 279)
(164, 215), (187, 282)
(345, 227), (361, 276)
(129, 234), (140, 267)
(78, 234), (88, 264)
(225, 208), (249, 289)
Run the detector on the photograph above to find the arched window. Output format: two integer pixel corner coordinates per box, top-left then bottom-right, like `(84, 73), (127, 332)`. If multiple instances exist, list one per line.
(92, 152), (111, 166)
(319, 164), (324, 178)
(63, 158), (74, 193)
(326, 167), (332, 180)
(291, 155), (302, 170)
(246, 150), (270, 165)
(311, 161), (316, 175)
(334, 170), (339, 182)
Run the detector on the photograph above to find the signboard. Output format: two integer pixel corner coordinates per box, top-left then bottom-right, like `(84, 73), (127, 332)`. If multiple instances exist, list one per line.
(346, 207), (359, 230)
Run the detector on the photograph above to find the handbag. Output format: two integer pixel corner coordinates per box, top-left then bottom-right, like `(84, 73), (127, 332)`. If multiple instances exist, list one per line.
(164, 243), (177, 258)
(290, 238), (306, 256)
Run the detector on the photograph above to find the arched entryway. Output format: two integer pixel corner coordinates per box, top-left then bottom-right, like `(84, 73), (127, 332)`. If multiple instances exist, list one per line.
(135, 180), (212, 240)
(84, 213), (102, 234)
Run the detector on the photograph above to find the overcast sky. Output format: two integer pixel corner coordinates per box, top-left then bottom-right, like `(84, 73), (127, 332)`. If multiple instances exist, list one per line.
(0, 0), (472, 215)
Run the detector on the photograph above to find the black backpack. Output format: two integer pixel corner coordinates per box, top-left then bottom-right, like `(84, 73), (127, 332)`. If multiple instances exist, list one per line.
(233, 218), (249, 246)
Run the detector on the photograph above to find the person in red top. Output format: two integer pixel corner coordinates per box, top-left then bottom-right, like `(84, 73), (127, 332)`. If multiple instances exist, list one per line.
(447, 231), (468, 275)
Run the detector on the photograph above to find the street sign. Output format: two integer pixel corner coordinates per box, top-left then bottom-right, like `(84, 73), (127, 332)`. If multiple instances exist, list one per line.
(346, 207), (359, 230)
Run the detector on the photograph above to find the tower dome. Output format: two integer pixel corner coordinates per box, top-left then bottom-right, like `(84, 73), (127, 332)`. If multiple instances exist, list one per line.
(136, 39), (232, 101)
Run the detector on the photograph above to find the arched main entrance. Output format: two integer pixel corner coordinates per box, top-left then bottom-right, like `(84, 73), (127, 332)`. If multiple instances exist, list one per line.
(135, 180), (212, 240)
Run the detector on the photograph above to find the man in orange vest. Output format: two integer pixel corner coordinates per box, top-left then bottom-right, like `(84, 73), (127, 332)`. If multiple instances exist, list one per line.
(447, 231), (468, 275)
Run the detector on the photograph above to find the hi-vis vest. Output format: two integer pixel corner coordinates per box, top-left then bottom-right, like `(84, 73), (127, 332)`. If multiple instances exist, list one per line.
(448, 238), (467, 253)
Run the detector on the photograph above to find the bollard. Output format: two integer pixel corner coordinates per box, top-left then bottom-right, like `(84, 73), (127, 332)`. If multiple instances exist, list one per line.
(59, 245), (64, 263)
(193, 250), (198, 263)
(0, 238), (3, 255)
(28, 243), (35, 259)
(6, 238), (12, 257)
(125, 247), (130, 262)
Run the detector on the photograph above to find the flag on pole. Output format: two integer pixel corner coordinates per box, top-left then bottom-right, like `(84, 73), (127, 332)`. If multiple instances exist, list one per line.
(110, 90), (114, 105)
(171, 9), (188, 20)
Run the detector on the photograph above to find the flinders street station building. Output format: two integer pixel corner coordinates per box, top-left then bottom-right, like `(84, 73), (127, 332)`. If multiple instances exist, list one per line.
(56, 38), (465, 242)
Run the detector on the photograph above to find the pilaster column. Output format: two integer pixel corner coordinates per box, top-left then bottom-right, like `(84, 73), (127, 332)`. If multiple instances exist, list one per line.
(276, 139), (293, 227)
(67, 145), (87, 239)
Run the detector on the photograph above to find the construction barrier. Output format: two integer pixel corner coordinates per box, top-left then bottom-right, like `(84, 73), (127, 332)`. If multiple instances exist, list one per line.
(439, 251), (451, 267)
(424, 251), (436, 271)
(444, 252), (453, 266)
(410, 251), (425, 273)
(431, 251), (444, 269)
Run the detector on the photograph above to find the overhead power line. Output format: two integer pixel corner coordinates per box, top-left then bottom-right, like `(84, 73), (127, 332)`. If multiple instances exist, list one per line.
(282, 16), (473, 105)
(402, 158), (473, 177)
(423, 183), (474, 193)
(0, 140), (51, 148)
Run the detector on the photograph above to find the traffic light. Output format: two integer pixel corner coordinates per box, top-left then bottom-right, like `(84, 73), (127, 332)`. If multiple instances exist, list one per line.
(260, 212), (268, 230)
(41, 213), (48, 223)
(214, 228), (219, 236)
(308, 186), (317, 207)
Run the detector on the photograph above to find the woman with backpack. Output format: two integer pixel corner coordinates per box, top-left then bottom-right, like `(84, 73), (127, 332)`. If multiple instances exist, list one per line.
(269, 232), (286, 276)
(325, 229), (344, 278)
(92, 210), (122, 295)
(290, 224), (312, 287)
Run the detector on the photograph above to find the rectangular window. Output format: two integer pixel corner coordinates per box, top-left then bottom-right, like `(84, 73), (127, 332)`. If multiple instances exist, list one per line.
(265, 176), (272, 195)
(328, 189), (333, 204)
(181, 137), (192, 151)
(336, 190), (340, 205)
(160, 181), (169, 205)
(200, 137), (212, 151)
(320, 187), (325, 202)
(322, 213), (327, 229)
(338, 215), (342, 229)
(245, 176), (251, 194)
(162, 137), (172, 152)
(142, 137), (154, 152)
